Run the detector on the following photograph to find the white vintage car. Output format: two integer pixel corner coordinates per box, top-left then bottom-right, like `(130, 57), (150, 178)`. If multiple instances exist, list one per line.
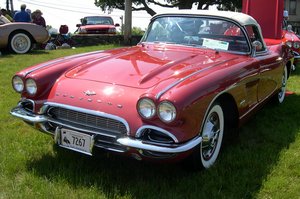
(0, 21), (49, 54)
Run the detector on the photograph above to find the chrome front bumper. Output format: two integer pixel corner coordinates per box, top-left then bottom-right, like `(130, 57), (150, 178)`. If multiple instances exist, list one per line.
(10, 106), (202, 155)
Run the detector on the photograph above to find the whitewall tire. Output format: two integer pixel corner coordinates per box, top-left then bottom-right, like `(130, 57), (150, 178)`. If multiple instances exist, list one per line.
(277, 65), (288, 104)
(9, 32), (32, 54)
(187, 102), (225, 170)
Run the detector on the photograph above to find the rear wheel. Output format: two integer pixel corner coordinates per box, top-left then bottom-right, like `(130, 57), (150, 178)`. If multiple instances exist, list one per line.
(9, 32), (32, 54)
(187, 102), (224, 170)
(277, 65), (288, 104)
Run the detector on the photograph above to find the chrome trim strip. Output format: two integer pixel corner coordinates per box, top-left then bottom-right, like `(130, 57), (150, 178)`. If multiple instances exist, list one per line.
(24, 50), (105, 76)
(117, 136), (202, 153)
(293, 51), (300, 56)
(136, 125), (179, 143)
(43, 102), (130, 134)
(10, 106), (48, 123)
(156, 58), (237, 99)
(93, 144), (126, 153)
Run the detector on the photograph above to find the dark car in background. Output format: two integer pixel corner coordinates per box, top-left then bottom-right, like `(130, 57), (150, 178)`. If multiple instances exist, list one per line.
(75, 16), (119, 35)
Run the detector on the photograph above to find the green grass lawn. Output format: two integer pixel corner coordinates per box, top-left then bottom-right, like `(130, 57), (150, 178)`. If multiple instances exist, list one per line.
(0, 46), (300, 199)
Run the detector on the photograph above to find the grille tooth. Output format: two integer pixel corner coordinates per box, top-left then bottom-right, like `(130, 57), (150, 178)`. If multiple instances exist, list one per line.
(48, 107), (127, 135)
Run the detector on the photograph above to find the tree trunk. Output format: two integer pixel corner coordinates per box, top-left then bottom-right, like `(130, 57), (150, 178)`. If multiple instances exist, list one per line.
(124, 0), (132, 45)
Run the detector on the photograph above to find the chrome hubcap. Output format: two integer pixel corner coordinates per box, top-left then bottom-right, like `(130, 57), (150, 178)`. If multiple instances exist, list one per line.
(13, 36), (28, 51)
(201, 112), (220, 160)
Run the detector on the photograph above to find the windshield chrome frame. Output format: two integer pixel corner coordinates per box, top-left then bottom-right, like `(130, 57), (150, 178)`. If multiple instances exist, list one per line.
(140, 14), (256, 56)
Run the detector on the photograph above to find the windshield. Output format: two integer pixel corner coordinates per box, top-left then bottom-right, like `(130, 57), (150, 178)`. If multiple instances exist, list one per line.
(83, 16), (114, 25)
(142, 16), (250, 53)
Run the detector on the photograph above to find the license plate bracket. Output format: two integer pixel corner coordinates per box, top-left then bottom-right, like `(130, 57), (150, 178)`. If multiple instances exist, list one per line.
(59, 128), (93, 155)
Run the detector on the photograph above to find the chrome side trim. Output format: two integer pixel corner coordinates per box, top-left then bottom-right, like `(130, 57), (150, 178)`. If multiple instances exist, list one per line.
(43, 102), (130, 134)
(156, 58), (238, 99)
(117, 136), (202, 153)
(136, 125), (179, 143)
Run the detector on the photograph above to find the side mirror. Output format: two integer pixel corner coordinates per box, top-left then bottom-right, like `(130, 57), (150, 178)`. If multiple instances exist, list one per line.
(252, 40), (263, 51)
(115, 23), (120, 27)
(76, 24), (81, 27)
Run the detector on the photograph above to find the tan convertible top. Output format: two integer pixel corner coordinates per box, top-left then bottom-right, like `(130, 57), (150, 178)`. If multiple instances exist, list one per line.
(154, 10), (259, 27)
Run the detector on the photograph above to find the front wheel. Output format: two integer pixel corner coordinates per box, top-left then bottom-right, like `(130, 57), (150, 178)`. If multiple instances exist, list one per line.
(187, 102), (224, 170)
(9, 32), (32, 54)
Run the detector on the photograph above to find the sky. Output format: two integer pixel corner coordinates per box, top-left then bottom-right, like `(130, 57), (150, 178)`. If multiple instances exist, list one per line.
(0, 0), (182, 33)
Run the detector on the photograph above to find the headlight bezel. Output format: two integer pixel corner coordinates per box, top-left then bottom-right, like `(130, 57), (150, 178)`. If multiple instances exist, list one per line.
(158, 101), (177, 123)
(293, 42), (300, 49)
(286, 41), (293, 48)
(137, 98), (156, 119)
(12, 76), (24, 93)
(25, 78), (38, 95)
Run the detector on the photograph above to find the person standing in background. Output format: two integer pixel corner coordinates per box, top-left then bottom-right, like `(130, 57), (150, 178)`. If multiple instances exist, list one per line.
(0, 9), (13, 22)
(0, 9), (11, 24)
(13, 4), (31, 22)
(283, 10), (289, 30)
(32, 9), (46, 27)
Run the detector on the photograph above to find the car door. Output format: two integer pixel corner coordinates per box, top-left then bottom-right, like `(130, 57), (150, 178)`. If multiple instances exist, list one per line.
(255, 52), (282, 102)
(245, 25), (283, 103)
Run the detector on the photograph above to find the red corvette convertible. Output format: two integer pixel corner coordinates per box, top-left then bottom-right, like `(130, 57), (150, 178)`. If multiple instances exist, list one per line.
(11, 10), (292, 169)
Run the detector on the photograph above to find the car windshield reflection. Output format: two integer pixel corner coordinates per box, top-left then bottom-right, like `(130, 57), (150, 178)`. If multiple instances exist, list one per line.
(143, 16), (250, 53)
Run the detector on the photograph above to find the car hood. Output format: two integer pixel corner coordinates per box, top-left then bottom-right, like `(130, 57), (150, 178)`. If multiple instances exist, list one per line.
(65, 44), (239, 89)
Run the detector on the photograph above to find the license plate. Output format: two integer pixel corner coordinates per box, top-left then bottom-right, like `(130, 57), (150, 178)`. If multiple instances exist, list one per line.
(60, 128), (92, 155)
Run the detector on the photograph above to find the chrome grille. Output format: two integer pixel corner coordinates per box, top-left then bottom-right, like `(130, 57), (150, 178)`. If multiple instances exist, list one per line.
(47, 107), (127, 135)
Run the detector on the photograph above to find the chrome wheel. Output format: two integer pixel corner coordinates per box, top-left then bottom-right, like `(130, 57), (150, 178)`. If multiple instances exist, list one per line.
(278, 66), (288, 104)
(200, 103), (224, 168)
(10, 33), (32, 54)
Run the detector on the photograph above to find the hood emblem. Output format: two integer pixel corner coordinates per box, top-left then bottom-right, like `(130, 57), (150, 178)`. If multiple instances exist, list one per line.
(83, 90), (96, 96)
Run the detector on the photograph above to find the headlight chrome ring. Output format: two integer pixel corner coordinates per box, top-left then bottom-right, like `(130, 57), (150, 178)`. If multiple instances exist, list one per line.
(293, 42), (300, 49)
(158, 101), (177, 123)
(137, 98), (156, 119)
(25, 78), (37, 95)
(286, 41), (292, 48)
(12, 76), (24, 93)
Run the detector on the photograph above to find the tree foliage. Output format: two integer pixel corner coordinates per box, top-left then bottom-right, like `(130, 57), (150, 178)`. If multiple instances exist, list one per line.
(94, 0), (242, 16)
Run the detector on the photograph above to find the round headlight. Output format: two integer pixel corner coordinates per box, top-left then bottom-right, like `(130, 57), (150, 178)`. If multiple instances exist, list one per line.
(137, 98), (156, 119)
(293, 42), (300, 49)
(158, 101), (177, 123)
(286, 41), (292, 48)
(25, 79), (37, 95)
(12, 76), (24, 92)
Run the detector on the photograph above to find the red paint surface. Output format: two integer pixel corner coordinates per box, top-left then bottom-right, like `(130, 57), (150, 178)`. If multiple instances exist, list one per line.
(242, 0), (284, 39)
